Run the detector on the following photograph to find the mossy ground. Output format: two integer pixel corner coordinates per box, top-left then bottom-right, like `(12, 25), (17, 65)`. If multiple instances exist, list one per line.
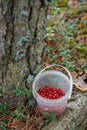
(45, 0), (87, 72)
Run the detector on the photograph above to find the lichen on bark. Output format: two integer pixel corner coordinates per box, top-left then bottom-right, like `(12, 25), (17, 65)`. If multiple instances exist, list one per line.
(0, 0), (49, 105)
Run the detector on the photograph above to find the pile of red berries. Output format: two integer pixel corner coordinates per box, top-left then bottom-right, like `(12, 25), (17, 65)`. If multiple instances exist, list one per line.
(38, 86), (65, 99)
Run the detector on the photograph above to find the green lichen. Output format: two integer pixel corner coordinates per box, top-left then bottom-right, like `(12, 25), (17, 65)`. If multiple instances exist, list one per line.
(15, 50), (25, 62)
(20, 67), (29, 78)
(26, 75), (34, 84)
(21, 11), (29, 17)
(16, 37), (30, 48)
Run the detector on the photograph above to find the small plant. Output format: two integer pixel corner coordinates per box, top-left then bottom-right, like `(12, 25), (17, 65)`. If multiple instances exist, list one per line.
(45, 47), (51, 54)
(46, 26), (57, 41)
(77, 127), (81, 130)
(82, 62), (87, 70)
(11, 108), (26, 119)
(14, 86), (35, 110)
(0, 92), (3, 97)
(0, 121), (6, 130)
(46, 47), (57, 63)
(63, 60), (75, 71)
(72, 42), (82, 49)
(59, 46), (71, 57)
(59, 46), (75, 71)
(0, 102), (8, 113)
(43, 111), (57, 121)
(60, 22), (78, 43)
(14, 86), (32, 97)
(26, 98), (35, 109)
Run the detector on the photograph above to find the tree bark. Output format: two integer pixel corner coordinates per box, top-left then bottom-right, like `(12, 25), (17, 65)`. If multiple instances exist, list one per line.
(0, 0), (49, 105)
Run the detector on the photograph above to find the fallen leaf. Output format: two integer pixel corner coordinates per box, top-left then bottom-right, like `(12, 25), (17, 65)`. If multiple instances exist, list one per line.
(73, 77), (87, 91)
(7, 120), (19, 129)
(83, 14), (87, 20)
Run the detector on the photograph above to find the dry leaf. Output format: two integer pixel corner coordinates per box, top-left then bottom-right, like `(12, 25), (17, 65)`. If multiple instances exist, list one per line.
(7, 120), (19, 129)
(83, 14), (87, 20)
(73, 77), (87, 91)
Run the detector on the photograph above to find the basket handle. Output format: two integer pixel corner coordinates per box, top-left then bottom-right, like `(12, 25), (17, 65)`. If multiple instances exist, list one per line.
(38, 64), (72, 85)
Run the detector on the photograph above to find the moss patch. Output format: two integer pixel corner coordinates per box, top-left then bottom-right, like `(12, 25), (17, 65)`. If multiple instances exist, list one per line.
(55, 0), (68, 7)
(66, 8), (80, 18)
(79, 46), (87, 58)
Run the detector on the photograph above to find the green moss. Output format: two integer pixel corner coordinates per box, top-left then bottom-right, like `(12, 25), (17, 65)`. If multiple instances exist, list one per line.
(80, 5), (87, 12)
(79, 46), (87, 57)
(81, 34), (87, 39)
(66, 8), (80, 18)
(82, 28), (87, 34)
(55, 0), (68, 7)
(70, 39), (76, 44)
(78, 23), (87, 34)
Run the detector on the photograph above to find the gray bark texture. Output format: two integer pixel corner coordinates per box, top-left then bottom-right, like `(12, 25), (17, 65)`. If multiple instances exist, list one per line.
(0, 0), (49, 105)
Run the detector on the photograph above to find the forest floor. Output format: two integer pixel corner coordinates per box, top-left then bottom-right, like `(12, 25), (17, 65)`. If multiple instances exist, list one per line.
(0, 0), (87, 130)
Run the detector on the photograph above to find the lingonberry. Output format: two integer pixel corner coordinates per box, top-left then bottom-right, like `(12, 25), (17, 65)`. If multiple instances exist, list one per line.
(38, 85), (65, 99)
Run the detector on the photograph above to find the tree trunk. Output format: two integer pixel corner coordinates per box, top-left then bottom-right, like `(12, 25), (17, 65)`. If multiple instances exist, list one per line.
(0, 0), (49, 105)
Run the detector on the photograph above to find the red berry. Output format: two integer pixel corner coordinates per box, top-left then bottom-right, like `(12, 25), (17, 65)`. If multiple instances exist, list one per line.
(45, 86), (49, 90)
(38, 86), (65, 99)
